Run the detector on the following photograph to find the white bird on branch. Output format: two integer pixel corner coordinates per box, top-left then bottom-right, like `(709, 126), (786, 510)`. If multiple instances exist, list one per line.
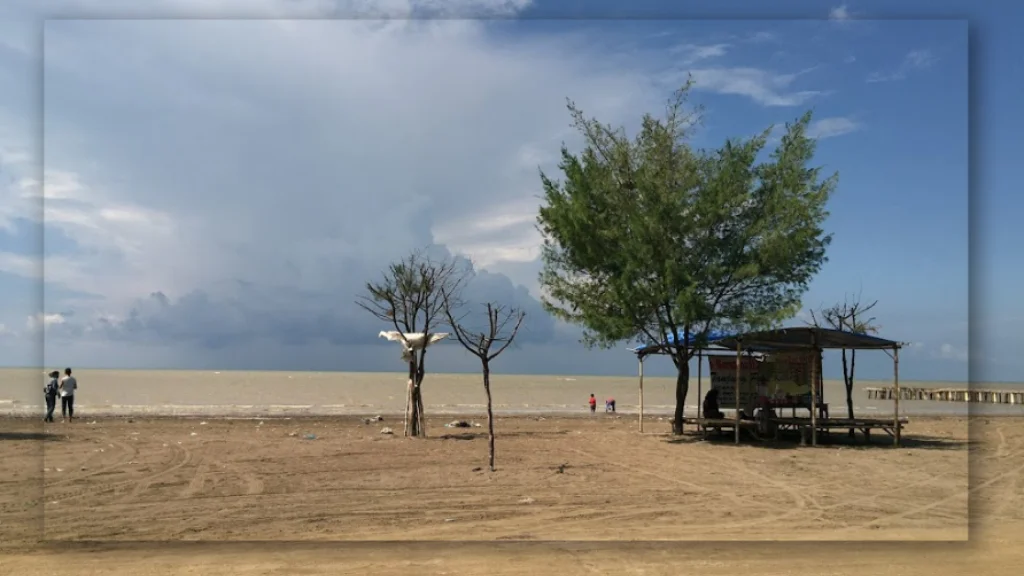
(378, 331), (449, 362)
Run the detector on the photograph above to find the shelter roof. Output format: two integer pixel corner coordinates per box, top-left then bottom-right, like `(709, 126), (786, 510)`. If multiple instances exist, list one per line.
(716, 327), (900, 351)
(633, 326), (901, 356)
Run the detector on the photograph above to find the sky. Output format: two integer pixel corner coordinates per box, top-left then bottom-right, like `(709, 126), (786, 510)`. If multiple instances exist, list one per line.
(0, 0), (1016, 382)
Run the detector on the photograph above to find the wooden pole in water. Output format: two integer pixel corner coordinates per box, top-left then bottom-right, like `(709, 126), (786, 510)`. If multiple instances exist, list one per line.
(893, 346), (901, 447)
(810, 332), (818, 447)
(735, 339), (742, 444)
(638, 355), (645, 433)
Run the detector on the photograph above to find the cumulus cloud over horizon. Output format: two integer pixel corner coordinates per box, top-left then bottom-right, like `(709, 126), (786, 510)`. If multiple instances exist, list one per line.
(2, 14), (685, 369)
(0, 4), (975, 381)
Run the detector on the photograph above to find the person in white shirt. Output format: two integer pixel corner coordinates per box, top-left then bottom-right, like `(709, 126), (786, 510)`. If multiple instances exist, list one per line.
(59, 367), (78, 422)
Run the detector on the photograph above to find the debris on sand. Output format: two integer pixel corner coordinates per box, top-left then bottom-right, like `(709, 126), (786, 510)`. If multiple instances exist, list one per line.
(364, 415), (384, 424)
(380, 427), (394, 435)
(518, 497), (535, 505)
(304, 434), (317, 440)
(445, 420), (470, 428)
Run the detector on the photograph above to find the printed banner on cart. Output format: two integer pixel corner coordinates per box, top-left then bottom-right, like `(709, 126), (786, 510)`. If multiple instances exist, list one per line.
(707, 352), (818, 410)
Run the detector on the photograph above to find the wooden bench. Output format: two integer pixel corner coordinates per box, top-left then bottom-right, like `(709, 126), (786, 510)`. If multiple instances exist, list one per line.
(770, 417), (910, 445)
(682, 417), (760, 440)
(758, 402), (829, 420)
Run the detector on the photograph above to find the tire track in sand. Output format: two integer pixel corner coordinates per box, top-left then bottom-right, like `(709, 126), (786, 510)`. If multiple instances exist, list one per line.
(846, 423), (1015, 532)
(1, 439), (139, 514)
(122, 442), (194, 502)
(562, 443), (808, 534)
(171, 458), (268, 539)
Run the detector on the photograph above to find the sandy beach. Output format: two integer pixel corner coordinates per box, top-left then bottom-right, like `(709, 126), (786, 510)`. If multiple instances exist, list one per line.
(2, 410), (1019, 575)
(0, 370), (1019, 574)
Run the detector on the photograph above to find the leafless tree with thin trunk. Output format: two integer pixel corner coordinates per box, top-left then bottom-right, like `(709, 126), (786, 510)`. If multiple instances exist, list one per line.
(443, 296), (525, 471)
(808, 291), (879, 437)
(356, 250), (466, 438)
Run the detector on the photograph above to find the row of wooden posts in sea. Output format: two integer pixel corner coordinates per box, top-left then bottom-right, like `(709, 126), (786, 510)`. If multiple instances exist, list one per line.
(865, 386), (1024, 405)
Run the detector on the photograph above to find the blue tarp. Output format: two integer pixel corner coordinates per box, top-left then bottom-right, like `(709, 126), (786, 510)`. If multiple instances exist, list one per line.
(633, 329), (733, 354)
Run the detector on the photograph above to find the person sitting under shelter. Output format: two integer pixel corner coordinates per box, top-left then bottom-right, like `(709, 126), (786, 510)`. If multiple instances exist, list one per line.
(703, 389), (725, 420)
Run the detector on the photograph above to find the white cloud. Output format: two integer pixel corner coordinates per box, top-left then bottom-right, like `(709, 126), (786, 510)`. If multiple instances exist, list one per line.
(829, 5), (850, 21)
(934, 343), (968, 362)
(688, 67), (825, 107)
(866, 49), (936, 83)
(671, 43), (730, 65)
(0, 164), (180, 302)
(2, 5), (716, 364)
(807, 117), (861, 139)
(745, 31), (777, 44)
(26, 312), (66, 331)
(0, 252), (39, 279)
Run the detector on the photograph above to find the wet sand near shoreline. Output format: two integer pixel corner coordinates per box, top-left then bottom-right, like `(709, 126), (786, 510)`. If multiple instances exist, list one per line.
(3, 368), (1019, 418)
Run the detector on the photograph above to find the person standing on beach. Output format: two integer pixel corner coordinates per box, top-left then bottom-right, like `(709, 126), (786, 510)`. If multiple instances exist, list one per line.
(59, 367), (77, 422)
(43, 371), (59, 423)
(588, 393), (597, 414)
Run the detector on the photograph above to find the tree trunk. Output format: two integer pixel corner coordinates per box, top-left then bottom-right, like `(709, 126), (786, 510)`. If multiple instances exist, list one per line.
(483, 362), (495, 472)
(406, 383), (425, 437)
(846, 349), (857, 438)
(404, 361), (415, 437)
(672, 361), (690, 435)
(415, 384), (426, 437)
(404, 354), (427, 438)
(410, 383), (425, 437)
(842, 348), (855, 438)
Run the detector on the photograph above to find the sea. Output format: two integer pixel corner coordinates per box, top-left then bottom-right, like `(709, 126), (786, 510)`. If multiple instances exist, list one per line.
(2, 368), (1022, 418)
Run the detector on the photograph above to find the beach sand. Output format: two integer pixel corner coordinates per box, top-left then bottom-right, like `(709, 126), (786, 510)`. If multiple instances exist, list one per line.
(2, 412), (1018, 574)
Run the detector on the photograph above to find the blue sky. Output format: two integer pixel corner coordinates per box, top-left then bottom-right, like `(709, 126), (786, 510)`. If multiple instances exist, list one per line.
(0, 0), (1015, 382)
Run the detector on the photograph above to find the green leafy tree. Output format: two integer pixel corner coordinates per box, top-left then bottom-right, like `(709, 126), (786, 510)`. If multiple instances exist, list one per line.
(536, 81), (836, 434)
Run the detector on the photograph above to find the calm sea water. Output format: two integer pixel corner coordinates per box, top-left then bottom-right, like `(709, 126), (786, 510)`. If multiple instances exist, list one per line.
(1, 368), (1021, 418)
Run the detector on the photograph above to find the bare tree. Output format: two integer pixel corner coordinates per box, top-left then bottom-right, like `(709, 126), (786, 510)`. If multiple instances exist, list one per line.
(356, 250), (466, 437)
(443, 296), (525, 471)
(808, 292), (879, 437)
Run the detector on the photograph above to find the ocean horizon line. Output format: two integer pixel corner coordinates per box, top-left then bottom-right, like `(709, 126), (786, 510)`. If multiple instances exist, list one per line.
(0, 366), (1005, 386)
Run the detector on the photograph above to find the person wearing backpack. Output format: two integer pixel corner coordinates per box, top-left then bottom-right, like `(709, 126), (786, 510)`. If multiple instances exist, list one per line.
(43, 371), (59, 423)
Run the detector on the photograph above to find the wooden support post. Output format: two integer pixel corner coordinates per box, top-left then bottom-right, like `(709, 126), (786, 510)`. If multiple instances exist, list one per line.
(697, 349), (703, 434)
(893, 346), (901, 447)
(638, 355), (645, 433)
(810, 332), (818, 447)
(735, 340), (742, 444)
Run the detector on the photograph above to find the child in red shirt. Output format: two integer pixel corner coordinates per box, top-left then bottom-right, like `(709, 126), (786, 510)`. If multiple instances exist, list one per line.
(588, 394), (597, 413)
